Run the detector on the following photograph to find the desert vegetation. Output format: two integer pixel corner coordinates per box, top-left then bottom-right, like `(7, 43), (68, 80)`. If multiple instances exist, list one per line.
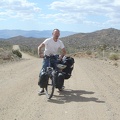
(0, 28), (120, 63)
(0, 41), (22, 63)
(12, 49), (22, 58)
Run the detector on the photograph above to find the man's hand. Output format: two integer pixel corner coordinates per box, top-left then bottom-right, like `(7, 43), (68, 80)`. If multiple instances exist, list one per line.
(39, 53), (44, 58)
(59, 55), (63, 60)
(38, 43), (45, 58)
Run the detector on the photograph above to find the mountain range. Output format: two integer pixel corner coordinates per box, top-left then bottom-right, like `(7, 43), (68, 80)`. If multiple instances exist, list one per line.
(0, 28), (120, 54)
(61, 28), (120, 46)
(0, 30), (76, 39)
(60, 28), (120, 53)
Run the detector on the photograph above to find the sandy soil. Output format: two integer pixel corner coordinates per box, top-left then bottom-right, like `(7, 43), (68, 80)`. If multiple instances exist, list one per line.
(0, 45), (120, 120)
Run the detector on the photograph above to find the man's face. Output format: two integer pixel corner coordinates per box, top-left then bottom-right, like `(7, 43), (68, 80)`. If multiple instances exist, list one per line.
(52, 30), (60, 40)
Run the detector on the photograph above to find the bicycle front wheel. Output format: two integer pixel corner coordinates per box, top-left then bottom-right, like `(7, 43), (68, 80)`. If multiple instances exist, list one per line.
(45, 77), (55, 99)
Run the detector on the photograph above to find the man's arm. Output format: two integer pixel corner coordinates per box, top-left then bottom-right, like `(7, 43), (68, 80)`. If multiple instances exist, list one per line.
(59, 48), (66, 59)
(61, 48), (66, 56)
(38, 43), (45, 58)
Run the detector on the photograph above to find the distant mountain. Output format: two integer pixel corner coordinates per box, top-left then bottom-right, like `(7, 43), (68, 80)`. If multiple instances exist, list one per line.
(1, 28), (120, 54)
(61, 28), (120, 49)
(0, 29), (76, 39)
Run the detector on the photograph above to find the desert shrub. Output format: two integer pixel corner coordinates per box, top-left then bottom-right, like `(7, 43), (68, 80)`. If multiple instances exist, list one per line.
(86, 50), (92, 55)
(113, 62), (119, 67)
(12, 50), (22, 58)
(109, 53), (119, 60)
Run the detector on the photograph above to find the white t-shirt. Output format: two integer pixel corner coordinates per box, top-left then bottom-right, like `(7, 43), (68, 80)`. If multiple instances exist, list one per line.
(43, 37), (65, 56)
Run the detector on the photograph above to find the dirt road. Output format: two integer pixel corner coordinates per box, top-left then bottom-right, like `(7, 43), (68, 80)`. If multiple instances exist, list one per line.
(0, 49), (120, 120)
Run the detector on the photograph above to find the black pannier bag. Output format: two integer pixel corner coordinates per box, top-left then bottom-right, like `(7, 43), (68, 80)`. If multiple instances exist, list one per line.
(38, 69), (49, 88)
(53, 71), (64, 88)
(62, 56), (74, 79)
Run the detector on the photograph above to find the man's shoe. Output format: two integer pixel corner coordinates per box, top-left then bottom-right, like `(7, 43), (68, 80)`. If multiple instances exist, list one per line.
(38, 88), (44, 95)
(58, 86), (65, 91)
(62, 86), (65, 89)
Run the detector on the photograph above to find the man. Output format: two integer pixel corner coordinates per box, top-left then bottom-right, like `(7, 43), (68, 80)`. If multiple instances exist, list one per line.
(38, 29), (66, 95)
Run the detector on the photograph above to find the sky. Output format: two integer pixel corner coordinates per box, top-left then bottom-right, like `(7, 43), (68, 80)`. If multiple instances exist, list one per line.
(0, 0), (120, 33)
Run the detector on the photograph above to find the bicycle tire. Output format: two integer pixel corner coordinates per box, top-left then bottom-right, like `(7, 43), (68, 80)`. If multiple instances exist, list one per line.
(45, 77), (55, 99)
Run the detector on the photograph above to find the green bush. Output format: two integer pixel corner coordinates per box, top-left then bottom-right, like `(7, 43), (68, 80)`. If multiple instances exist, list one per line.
(109, 53), (119, 60)
(12, 50), (22, 58)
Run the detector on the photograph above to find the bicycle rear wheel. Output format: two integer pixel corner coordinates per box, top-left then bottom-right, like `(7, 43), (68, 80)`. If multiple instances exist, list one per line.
(45, 77), (55, 99)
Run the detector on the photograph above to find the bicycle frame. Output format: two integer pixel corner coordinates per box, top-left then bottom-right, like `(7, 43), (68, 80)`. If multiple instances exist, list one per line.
(44, 55), (66, 99)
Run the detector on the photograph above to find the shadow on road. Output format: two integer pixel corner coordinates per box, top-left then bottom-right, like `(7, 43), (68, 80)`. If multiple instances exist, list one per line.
(48, 89), (105, 104)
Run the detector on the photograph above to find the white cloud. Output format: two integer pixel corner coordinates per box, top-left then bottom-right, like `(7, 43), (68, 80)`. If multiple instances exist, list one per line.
(0, 0), (41, 20)
(40, 12), (85, 24)
(1, 0), (120, 29)
(48, 0), (120, 25)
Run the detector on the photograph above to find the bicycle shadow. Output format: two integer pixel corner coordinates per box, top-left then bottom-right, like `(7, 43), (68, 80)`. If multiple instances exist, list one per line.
(48, 89), (105, 104)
